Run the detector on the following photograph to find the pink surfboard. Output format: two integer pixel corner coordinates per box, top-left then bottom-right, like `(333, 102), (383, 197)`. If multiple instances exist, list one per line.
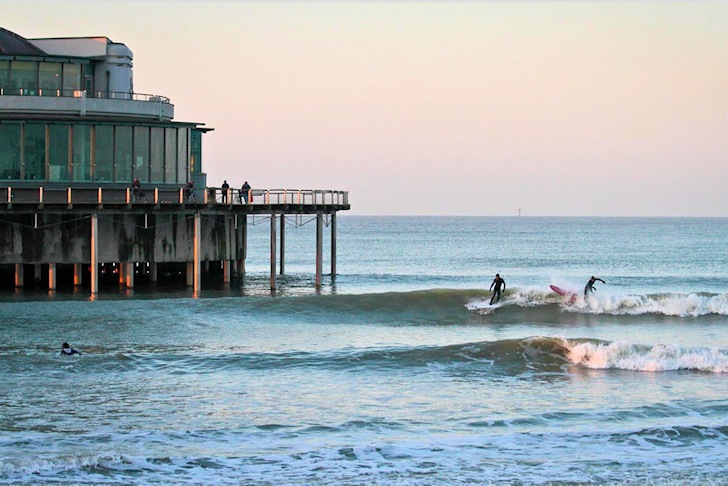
(550, 285), (577, 302)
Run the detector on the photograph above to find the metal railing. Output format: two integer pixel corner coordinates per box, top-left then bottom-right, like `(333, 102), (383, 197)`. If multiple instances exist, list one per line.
(0, 186), (349, 207)
(0, 88), (171, 104)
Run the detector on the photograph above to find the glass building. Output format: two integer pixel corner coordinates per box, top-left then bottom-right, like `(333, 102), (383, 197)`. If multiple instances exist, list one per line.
(0, 27), (210, 186)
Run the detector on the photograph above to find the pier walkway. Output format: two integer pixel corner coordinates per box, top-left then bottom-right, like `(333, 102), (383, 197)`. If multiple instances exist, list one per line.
(0, 185), (350, 296)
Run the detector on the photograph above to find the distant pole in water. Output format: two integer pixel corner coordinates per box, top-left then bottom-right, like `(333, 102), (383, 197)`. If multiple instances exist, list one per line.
(518, 208), (522, 217)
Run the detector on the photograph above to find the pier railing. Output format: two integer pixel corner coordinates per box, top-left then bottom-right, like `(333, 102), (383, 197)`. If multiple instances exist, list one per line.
(0, 186), (349, 208)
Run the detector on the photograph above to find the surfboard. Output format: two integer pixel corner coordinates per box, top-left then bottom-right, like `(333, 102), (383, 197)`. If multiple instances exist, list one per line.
(550, 285), (577, 302)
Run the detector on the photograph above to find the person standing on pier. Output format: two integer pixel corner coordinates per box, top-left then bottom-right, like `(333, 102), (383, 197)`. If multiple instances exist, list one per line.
(489, 273), (506, 305)
(240, 181), (251, 204)
(221, 180), (230, 203)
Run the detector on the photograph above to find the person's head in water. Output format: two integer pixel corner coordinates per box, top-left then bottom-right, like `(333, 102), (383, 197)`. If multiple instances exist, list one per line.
(496, 274), (500, 278)
(62, 342), (70, 349)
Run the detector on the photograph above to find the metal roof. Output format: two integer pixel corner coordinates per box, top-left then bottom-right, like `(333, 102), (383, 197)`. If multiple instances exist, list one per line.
(0, 27), (47, 56)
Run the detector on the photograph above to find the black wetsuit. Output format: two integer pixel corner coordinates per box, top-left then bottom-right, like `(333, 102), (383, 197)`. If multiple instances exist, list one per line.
(61, 347), (80, 356)
(490, 277), (506, 304)
(584, 277), (605, 296)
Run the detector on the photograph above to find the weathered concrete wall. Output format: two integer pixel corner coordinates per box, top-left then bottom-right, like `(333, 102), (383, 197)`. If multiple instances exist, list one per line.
(0, 212), (242, 264)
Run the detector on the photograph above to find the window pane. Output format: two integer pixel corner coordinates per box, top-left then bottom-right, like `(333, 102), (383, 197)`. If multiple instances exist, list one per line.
(133, 126), (149, 182)
(10, 61), (37, 95)
(0, 124), (21, 180)
(49, 125), (69, 181)
(115, 126), (132, 183)
(177, 128), (188, 184)
(150, 127), (164, 183)
(0, 61), (9, 93)
(94, 125), (113, 181)
(72, 125), (91, 181)
(62, 63), (81, 95)
(164, 128), (177, 183)
(39, 62), (61, 96)
(24, 124), (45, 181)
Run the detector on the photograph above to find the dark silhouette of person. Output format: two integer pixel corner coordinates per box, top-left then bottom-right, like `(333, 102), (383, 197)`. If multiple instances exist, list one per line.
(489, 273), (506, 305)
(221, 180), (229, 203)
(584, 276), (605, 296)
(185, 180), (196, 203)
(240, 181), (251, 204)
(61, 342), (81, 356)
(130, 177), (143, 202)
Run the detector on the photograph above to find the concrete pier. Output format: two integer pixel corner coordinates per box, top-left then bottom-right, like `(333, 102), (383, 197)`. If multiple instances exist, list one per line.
(0, 186), (348, 296)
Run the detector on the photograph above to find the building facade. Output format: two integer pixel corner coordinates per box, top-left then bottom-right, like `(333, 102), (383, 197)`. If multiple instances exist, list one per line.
(0, 27), (207, 188)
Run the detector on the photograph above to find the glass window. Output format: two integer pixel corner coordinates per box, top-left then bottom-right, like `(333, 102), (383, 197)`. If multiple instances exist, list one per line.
(39, 62), (61, 96)
(49, 125), (69, 181)
(10, 61), (37, 95)
(177, 128), (188, 184)
(0, 61), (9, 93)
(94, 125), (113, 181)
(115, 126), (132, 183)
(72, 125), (91, 181)
(164, 128), (177, 183)
(62, 63), (81, 96)
(0, 124), (21, 180)
(150, 127), (164, 183)
(133, 126), (149, 182)
(24, 124), (45, 181)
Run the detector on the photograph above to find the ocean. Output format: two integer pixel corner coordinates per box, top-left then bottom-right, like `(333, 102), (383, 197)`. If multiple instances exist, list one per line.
(2, 216), (728, 484)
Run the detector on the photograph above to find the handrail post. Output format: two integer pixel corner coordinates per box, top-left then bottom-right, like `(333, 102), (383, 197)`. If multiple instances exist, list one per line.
(67, 187), (72, 204)
(265, 190), (270, 205)
(179, 188), (184, 204)
(8, 187), (12, 204)
(204, 187), (209, 205)
(126, 187), (131, 204)
(98, 187), (103, 204)
(155, 187), (159, 204)
(297, 190), (301, 205)
(38, 187), (42, 204)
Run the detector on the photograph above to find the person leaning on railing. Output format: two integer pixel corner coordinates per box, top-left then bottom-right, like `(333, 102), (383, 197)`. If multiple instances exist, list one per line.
(184, 180), (196, 203)
(240, 181), (251, 204)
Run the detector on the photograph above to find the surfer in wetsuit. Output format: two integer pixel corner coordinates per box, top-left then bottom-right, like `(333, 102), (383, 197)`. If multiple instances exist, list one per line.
(489, 274), (506, 305)
(60, 342), (81, 356)
(584, 276), (605, 296)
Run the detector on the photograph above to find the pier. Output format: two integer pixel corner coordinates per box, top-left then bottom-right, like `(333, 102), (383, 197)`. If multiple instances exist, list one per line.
(0, 185), (349, 296)
(0, 27), (350, 297)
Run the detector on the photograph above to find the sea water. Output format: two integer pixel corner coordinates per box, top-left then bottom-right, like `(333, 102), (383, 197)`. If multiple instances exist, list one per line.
(1, 216), (728, 484)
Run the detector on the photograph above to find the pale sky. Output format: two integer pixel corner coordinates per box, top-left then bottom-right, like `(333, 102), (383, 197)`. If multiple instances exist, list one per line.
(5, 2), (728, 216)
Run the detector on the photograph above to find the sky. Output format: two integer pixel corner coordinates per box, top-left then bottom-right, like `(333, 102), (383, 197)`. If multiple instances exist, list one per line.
(4, 2), (728, 216)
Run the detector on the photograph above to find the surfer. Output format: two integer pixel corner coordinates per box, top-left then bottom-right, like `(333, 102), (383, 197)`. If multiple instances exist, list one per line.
(584, 276), (605, 296)
(60, 342), (81, 356)
(489, 273), (506, 305)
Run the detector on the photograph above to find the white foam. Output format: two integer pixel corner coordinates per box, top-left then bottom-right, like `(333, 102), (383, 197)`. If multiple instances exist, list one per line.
(466, 286), (728, 318)
(564, 339), (728, 373)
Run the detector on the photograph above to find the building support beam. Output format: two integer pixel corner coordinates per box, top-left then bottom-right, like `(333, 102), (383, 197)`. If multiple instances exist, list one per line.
(91, 213), (98, 295)
(223, 260), (231, 283)
(186, 262), (194, 287)
(15, 263), (23, 288)
(149, 262), (157, 282)
(74, 263), (83, 286)
(316, 212), (323, 287)
(270, 214), (277, 290)
(193, 211), (201, 296)
(331, 213), (337, 276)
(280, 214), (285, 275)
(125, 262), (134, 289)
(48, 263), (57, 291)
